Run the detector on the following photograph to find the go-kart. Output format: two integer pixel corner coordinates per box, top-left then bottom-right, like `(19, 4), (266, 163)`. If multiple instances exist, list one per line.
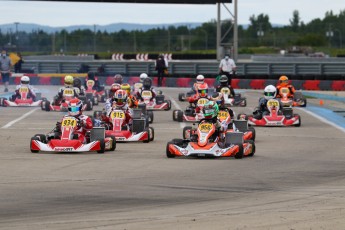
(178, 90), (196, 102)
(238, 98), (301, 127)
(84, 79), (107, 104)
(218, 86), (247, 107)
(277, 87), (307, 107)
(166, 120), (255, 158)
(93, 109), (154, 142)
(30, 116), (116, 153)
(172, 97), (209, 122)
(138, 90), (171, 111)
(41, 88), (93, 112)
(0, 87), (47, 107)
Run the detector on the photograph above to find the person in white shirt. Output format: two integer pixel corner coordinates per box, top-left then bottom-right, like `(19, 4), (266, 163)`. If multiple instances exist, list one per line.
(219, 55), (237, 86)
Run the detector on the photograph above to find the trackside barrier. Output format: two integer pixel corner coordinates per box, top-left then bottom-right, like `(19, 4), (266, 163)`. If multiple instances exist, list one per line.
(6, 74), (345, 91)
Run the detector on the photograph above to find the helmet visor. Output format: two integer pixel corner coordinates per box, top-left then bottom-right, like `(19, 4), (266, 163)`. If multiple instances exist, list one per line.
(264, 92), (275, 97)
(68, 106), (80, 112)
(198, 89), (207, 95)
(115, 98), (125, 104)
(280, 80), (289, 84)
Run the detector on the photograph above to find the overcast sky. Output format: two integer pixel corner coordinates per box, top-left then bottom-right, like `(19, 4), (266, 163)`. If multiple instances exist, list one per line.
(1, 0), (345, 27)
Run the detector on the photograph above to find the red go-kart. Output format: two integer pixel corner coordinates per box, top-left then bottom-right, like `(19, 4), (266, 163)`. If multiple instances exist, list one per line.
(172, 97), (209, 122)
(0, 87), (46, 107)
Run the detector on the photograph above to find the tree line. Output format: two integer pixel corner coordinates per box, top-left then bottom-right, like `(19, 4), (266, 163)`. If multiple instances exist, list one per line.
(1, 9), (344, 56)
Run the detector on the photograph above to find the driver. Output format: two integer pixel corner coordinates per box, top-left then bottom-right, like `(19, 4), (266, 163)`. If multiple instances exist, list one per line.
(54, 75), (79, 105)
(276, 75), (296, 98)
(215, 75), (235, 98)
(188, 83), (209, 114)
(12, 76), (36, 101)
(253, 85), (282, 119)
(114, 74), (123, 84)
(121, 83), (138, 108)
(191, 75), (208, 93)
(136, 77), (156, 101)
(84, 71), (101, 91)
(52, 98), (93, 143)
(211, 92), (235, 119)
(73, 77), (85, 96)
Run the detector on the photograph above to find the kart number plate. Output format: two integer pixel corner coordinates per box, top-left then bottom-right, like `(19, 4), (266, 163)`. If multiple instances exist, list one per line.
(218, 111), (229, 120)
(87, 80), (95, 87)
(199, 123), (213, 132)
(111, 111), (125, 119)
(19, 87), (29, 93)
(63, 89), (74, 96)
(62, 118), (77, 127)
(267, 99), (279, 107)
(134, 83), (143, 89)
(142, 91), (152, 97)
(197, 98), (208, 105)
(220, 87), (230, 95)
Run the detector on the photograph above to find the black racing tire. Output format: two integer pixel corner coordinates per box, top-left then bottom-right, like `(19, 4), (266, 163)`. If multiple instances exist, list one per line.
(149, 127), (155, 142)
(177, 110), (184, 122)
(166, 141), (176, 158)
(178, 93), (185, 102)
(241, 99), (247, 107)
(143, 128), (150, 143)
(183, 126), (192, 140)
(234, 145), (244, 159)
(97, 139), (105, 153)
(86, 100), (93, 111)
(164, 100), (172, 111)
(106, 135), (116, 151)
(30, 137), (39, 153)
(45, 101), (51, 112)
(172, 110), (178, 121)
(248, 127), (256, 141)
(294, 114), (301, 127)
(245, 140), (255, 157)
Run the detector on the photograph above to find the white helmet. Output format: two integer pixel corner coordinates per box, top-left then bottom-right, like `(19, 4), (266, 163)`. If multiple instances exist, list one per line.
(264, 85), (277, 100)
(21, 76), (30, 85)
(196, 75), (204, 84)
(140, 73), (148, 82)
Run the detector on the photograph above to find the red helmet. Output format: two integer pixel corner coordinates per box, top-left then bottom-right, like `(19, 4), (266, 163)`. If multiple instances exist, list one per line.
(68, 98), (83, 117)
(114, 74), (123, 84)
(197, 83), (208, 98)
(114, 89), (128, 107)
(110, 83), (121, 93)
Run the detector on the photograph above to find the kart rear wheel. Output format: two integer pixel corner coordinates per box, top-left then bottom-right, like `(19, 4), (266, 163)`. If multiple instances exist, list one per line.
(147, 111), (154, 124)
(183, 126), (192, 139)
(245, 140), (255, 157)
(149, 127), (155, 142)
(143, 128), (150, 143)
(45, 101), (51, 112)
(106, 135), (116, 151)
(248, 127), (256, 141)
(164, 100), (171, 111)
(234, 145), (244, 159)
(241, 99), (247, 107)
(86, 100), (93, 111)
(178, 93), (185, 101)
(97, 139), (105, 154)
(166, 141), (175, 158)
(294, 114), (301, 127)
(172, 110), (178, 121)
(177, 110), (183, 122)
(0, 97), (6, 107)
(30, 137), (39, 153)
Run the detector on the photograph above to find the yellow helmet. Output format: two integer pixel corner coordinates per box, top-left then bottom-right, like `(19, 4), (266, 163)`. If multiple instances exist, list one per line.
(64, 75), (74, 86)
(279, 75), (289, 86)
(121, 83), (131, 95)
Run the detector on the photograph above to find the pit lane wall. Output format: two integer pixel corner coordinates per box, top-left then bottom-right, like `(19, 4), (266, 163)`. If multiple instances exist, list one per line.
(7, 74), (345, 91)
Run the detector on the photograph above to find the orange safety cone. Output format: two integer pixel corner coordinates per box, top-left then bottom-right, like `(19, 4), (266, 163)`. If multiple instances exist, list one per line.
(319, 99), (324, 106)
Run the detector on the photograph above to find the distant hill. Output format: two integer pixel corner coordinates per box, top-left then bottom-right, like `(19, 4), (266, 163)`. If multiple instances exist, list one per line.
(0, 22), (203, 33)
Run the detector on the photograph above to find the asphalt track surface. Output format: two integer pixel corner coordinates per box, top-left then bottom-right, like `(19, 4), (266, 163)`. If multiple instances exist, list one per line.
(0, 86), (345, 230)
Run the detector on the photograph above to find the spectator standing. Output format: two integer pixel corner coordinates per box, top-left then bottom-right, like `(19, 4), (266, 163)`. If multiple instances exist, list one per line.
(218, 54), (237, 86)
(155, 54), (168, 87)
(0, 49), (12, 92)
(14, 52), (24, 73)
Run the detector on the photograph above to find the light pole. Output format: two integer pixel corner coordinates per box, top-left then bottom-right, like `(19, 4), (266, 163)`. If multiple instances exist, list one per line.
(326, 24), (333, 48)
(93, 24), (96, 52)
(333, 29), (342, 49)
(188, 25), (191, 50)
(257, 23), (264, 45)
(167, 29), (170, 52)
(200, 29), (208, 50)
(14, 22), (19, 41)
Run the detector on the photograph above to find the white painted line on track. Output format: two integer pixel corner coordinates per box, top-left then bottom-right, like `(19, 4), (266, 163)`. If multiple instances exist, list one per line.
(1, 108), (40, 129)
(167, 95), (186, 129)
(296, 108), (345, 134)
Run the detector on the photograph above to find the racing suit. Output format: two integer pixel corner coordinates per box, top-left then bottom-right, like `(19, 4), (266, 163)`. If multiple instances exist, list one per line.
(253, 97), (283, 119)
(191, 82), (208, 93)
(12, 84), (36, 101)
(54, 114), (93, 143)
(127, 95), (139, 108)
(216, 84), (235, 98)
(104, 98), (133, 127)
(188, 94), (210, 114)
(276, 84), (296, 98)
(54, 86), (79, 105)
(198, 117), (227, 142)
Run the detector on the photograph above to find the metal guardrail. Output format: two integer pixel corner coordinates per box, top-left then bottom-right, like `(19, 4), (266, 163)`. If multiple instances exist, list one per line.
(22, 60), (345, 78)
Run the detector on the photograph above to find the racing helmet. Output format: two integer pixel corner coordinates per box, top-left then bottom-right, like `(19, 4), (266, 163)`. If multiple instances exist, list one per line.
(139, 73), (148, 82)
(20, 76), (30, 85)
(196, 75), (205, 84)
(203, 101), (219, 119)
(211, 92), (224, 106)
(143, 78), (152, 89)
(120, 83), (131, 96)
(219, 75), (228, 86)
(64, 75), (74, 87)
(114, 74), (123, 84)
(68, 98), (83, 117)
(264, 85), (277, 100)
(279, 75), (289, 86)
(110, 83), (121, 94)
(114, 89), (128, 107)
(73, 77), (82, 88)
(197, 83), (208, 98)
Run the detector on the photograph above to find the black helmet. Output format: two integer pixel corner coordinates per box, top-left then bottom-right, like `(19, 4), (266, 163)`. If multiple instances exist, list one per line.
(219, 75), (228, 85)
(143, 78), (152, 89)
(73, 78), (82, 88)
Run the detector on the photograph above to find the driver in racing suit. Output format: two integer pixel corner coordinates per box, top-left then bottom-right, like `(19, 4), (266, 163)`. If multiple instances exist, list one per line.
(12, 75), (37, 101)
(53, 75), (79, 105)
(276, 75), (296, 98)
(50, 98), (93, 143)
(253, 85), (283, 120)
(121, 83), (138, 108)
(188, 82), (210, 114)
(191, 75), (208, 93)
(215, 75), (235, 98)
(136, 77), (156, 102)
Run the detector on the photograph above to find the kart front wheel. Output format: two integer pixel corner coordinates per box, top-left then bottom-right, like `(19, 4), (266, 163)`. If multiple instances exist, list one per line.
(294, 114), (301, 127)
(106, 135), (116, 151)
(166, 141), (175, 158)
(86, 101), (93, 111)
(234, 145), (243, 159)
(143, 128), (150, 143)
(178, 93), (185, 101)
(45, 101), (51, 112)
(183, 126), (192, 139)
(30, 137), (39, 153)
(245, 140), (255, 157)
(149, 127), (155, 142)
(164, 100), (172, 111)
(97, 139), (105, 154)
(147, 111), (154, 124)
(248, 127), (256, 141)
